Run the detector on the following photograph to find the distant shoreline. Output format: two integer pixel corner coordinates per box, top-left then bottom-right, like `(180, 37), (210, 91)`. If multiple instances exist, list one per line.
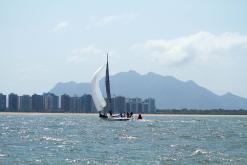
(156, 109), (247, 115)
(1, 111), (247, 115)
(0, 112), (97, 115)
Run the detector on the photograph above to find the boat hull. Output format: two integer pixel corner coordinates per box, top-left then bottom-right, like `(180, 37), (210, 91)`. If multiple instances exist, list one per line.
(100, 117), (130, 121)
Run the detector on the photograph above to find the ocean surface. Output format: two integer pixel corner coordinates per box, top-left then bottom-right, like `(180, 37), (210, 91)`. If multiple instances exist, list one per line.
(0, 114), (247, 165)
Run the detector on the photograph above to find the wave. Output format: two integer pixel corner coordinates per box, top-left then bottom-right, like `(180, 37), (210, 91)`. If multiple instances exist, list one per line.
(0, 153), (8, 157)
(40, 136), (63, 142)
(170, 144), (178, 148)
(191, 149), (208, 156)
(121, 134), (138, 140)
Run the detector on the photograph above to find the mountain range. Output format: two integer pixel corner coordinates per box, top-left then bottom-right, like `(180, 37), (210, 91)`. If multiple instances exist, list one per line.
(49, 70), (247, 109)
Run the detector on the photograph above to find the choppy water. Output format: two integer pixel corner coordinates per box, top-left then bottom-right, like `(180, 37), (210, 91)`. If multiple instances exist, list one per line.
(0, 114), (247, 165)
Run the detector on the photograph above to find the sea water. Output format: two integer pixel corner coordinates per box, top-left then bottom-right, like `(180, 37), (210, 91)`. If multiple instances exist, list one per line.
(0, 114), (247, 165)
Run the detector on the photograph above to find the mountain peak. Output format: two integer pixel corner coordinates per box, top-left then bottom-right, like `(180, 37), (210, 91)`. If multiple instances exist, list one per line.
(145, 72), (177, 80)
(127, 70), (140, 75)
(114, 70), (141, 77)
(56, 81), (77, 85)
(221, 92), (243, 99)
(223, 92), (234, 96)
(146, 72), (159, 77)
(186, 80), (197, 85)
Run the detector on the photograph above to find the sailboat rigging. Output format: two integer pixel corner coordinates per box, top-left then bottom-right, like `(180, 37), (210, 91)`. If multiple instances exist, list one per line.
(91, 54), (130, 121)
(105, 54), (112, 114)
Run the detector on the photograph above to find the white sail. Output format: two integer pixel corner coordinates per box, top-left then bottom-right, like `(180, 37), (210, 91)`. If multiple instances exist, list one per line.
(91, 65), (107, 112)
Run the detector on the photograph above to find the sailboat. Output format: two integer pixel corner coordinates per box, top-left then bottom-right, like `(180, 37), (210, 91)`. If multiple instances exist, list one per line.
(91, 54), (130, 121)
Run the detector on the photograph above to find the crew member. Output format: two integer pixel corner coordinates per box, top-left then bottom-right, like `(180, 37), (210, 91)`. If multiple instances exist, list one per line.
(137, 114), (142, 120)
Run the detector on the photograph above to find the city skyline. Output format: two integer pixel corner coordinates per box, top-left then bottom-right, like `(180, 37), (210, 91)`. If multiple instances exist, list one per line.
(1, 0), (247, 99)
(0, 92), (156, 114)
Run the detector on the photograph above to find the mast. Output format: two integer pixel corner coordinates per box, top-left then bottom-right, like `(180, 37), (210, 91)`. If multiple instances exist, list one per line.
(105, 53), (112, 113)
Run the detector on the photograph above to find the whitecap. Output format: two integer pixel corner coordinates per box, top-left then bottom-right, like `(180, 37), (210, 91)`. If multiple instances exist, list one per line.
(121, 134), (138, 140)
(159, 156), (176, 162)
(180, 120), (196, 123)
(59, 122), (65, 125)
(191, 149), (208, 156)
(57, 145), (65, 148)
(137, 119), (155, 122)
(170, 144), (177, 148)
(66, 158), (80, 163)
(0, 153), (7, 157)
(40, 136), (63, 142)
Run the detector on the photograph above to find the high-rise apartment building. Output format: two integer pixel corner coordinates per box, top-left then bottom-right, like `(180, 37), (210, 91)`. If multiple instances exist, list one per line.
(32, 94), (44, 112)
(0, 93), (6, 111)
(20, 95), (32, 112)
(8, 93), (19, 112)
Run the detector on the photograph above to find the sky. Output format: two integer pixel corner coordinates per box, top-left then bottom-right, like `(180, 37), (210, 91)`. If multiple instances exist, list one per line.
(1, 0), (247, 98)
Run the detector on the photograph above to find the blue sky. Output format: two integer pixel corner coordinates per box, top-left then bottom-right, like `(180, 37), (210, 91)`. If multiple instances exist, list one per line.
(1, 0), (247, 98)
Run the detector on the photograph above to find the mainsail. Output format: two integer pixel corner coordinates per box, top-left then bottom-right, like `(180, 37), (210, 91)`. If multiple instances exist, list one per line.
(91, 65), (107, 112)
(105, 54), (112, 113)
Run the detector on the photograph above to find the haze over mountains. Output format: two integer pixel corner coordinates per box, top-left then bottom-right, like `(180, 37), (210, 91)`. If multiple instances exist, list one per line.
(50, 71), (247, 109)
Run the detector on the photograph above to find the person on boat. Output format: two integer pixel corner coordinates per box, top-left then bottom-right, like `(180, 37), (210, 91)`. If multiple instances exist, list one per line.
(99, 112), (107, 118)
(109, 111), (112, 117)
(137, 113), (142, 120)
(126, 112), (130, 118)
(130, 112), (133, 118)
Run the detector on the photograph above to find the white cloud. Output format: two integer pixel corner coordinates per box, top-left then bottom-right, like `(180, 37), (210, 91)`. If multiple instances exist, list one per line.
(132, 31), (247, 65)
(85, 13), (137, 30)
(17, 64), (48, 80)
(67, 45), (104, 63)
(18, 64), (48, 73)
(52, 21), (69, 32)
